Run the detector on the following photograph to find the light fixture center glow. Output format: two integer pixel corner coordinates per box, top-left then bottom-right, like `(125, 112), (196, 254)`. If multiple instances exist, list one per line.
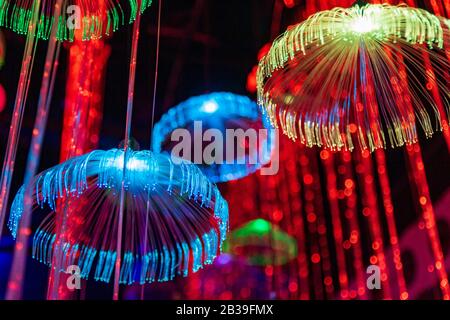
(350, 17), (377, 34)
(201, 100), (219, 113)
(113, 154), (149, 172)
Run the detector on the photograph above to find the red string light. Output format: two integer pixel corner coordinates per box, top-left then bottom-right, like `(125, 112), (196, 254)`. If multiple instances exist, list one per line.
(321, 150), (349, 299)
(374, 149), (409, 300)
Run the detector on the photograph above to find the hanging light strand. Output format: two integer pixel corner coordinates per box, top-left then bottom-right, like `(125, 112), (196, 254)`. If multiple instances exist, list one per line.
(0, 0), (41, 242)
(5, 0), (63, 300)
(113, 0), (143, 300)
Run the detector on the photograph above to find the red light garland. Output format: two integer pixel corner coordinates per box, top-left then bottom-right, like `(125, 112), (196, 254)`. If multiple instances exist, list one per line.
(321, 150), (349, 299)
(338, 151), (367, 299)
(47, 38), (111, 300)
(406, 144), (450, 299)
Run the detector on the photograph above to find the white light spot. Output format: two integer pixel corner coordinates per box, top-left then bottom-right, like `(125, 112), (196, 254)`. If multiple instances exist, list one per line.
(201, 100), (219, 113)
(350, 17), (377, 34)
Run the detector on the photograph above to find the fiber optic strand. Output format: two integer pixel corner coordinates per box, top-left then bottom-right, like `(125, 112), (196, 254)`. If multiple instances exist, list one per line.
(5, 0), (63, 300)
(0, 0), (41, 243)
(113, 0), (142, 300)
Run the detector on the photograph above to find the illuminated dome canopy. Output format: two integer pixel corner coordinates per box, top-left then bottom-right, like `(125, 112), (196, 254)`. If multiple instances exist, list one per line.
(152, 92), (275, 183)
(9, 148), (229, 285)
(223, 219), (297, 266)
(257, 3), (450, 152)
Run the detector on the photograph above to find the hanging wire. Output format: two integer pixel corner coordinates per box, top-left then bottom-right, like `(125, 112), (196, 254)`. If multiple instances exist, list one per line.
(141, 0), (163, 301)
(113, 0), (144, 300)
(5, 0), (63, 300)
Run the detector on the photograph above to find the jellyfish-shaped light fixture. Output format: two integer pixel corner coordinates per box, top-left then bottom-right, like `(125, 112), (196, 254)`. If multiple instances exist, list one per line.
(0, 0), (153, 41)
(223, 219), (297, 266)
(257, 3), (450, 152)
(8, 149), (229, 285)
(152, 92), (275, 183)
